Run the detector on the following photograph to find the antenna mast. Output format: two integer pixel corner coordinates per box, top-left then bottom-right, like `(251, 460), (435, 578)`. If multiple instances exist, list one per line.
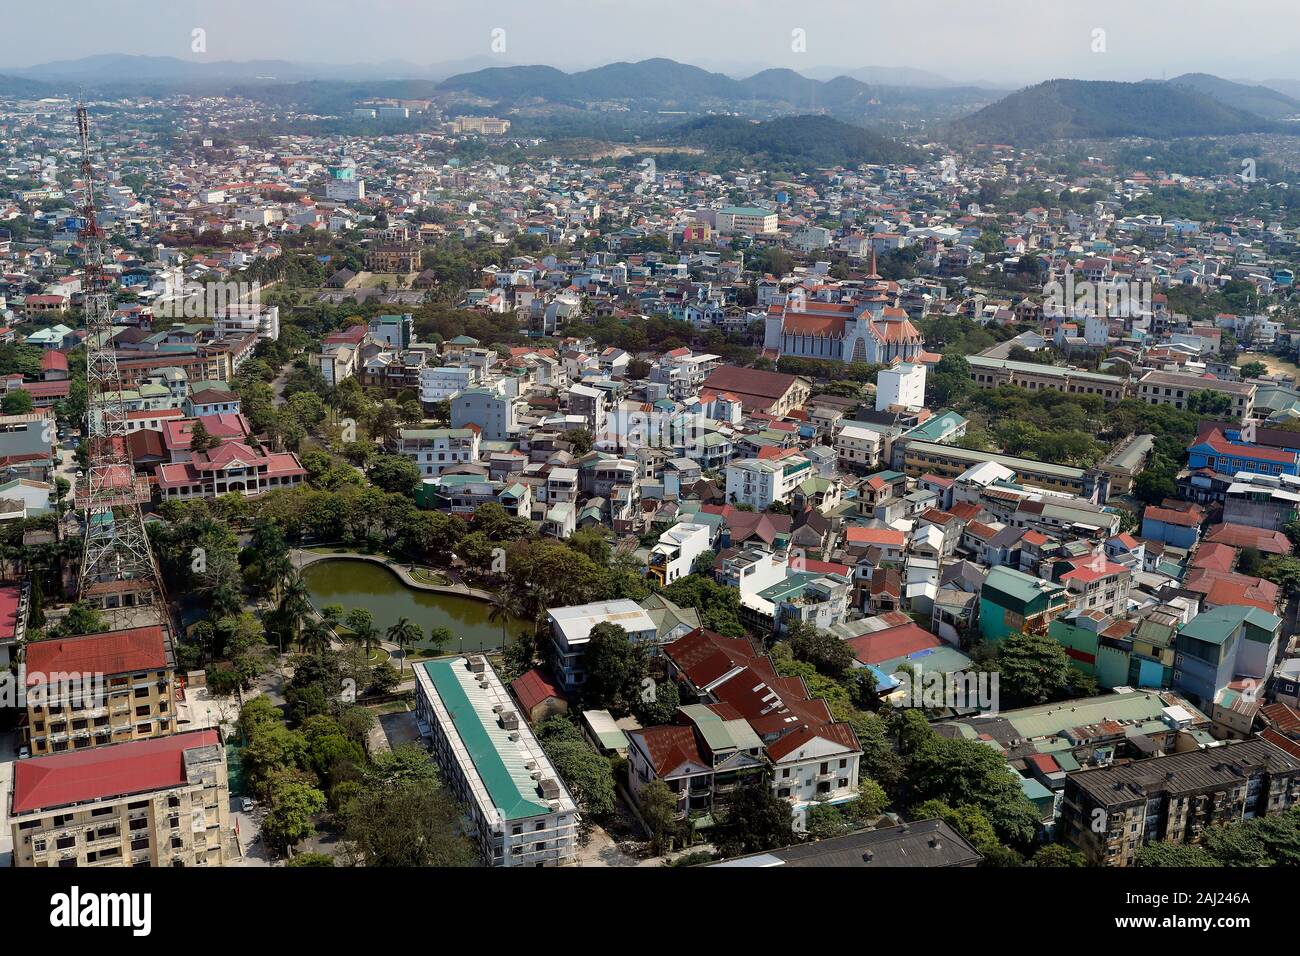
(74, 102), (169, 631)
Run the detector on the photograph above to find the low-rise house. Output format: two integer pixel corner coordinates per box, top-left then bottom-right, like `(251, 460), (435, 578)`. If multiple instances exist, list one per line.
(978, 565), (1071, 644)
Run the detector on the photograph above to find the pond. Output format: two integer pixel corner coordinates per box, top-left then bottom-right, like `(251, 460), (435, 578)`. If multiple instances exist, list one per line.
(300, 558), (528, 655)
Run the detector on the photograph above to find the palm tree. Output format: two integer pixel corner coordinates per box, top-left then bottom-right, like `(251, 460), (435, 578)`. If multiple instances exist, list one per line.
(487, 587), (523, 651)
(345, 607), (380, 660)
(276, 571), (312, 653)
(265, 551), (294, 603)
(299, 617), (332, 657)
(387, 617), (422, 675)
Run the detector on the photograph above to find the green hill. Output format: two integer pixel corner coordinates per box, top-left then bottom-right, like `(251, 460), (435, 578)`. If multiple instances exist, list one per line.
(1168, 73), (1300, 121)
(947, 79), (1275, 145)
(667, 114), (918, 168)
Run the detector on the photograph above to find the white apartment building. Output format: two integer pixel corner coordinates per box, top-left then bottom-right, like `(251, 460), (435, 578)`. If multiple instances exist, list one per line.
(420, 365), (479, 404)
(324, 177), (366, 202)
(648, 521), (713, 586)
(716, 206), (778, 235)
(548, 600), (658, 691)
(875, 362), (927, 412)
(835, 423), (883, 470)
(414, 656), (578, 867)
(725, 456), (811, 510)
(394, 427), (482, 476)
(213, 304), (279, 342)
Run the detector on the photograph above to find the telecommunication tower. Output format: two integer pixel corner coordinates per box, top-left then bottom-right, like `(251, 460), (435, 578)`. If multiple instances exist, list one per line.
(74, 103), (169, 630)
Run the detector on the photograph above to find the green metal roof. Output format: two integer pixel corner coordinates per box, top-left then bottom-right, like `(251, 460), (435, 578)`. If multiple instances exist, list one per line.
(983, 565), (1065, 605)
(679, 704), (763, 751)
(966, 354), (1127, 386)
(994, 689), (1183, 741)
(904, 410), (968, 443)
(423, 659), (551, 821)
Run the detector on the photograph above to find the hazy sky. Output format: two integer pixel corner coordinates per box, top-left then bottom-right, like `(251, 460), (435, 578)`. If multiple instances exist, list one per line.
(6, 0), (1299, 86)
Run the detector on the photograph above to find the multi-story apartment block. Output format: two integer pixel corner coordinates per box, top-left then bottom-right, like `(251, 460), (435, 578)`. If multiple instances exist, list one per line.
(896, 439), (1096, 500)
(419, 365), (479, 404)
(22, 625), (177, 755)
(451, 387), (520, 442)
(393, 427), (481, 477)
(9, 729), (234, 867)
(547, 599), (658, 692)
(413, 656), (578, 867)
(1137, 370), (1255, 420)
(725, 455), (811, 510)
(452, 116), (511, 135)
(966, 355), (1127, 403)
(1060, 738), (1300, 866)
(212, 304), (279, 342)
(715, 206), (778, 235)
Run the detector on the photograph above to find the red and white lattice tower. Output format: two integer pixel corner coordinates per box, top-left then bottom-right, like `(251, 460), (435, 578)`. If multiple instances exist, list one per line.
(74, 102), (168, 627)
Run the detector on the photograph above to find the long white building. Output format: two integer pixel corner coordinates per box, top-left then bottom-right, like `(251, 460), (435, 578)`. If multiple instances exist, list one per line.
(414, 655), (579, 867)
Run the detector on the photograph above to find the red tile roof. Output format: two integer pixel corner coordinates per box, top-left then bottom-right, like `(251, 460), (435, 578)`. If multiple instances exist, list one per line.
(844, 622), (941, 666)
(845, 526), (905, 547)
(24, 626), (168, 683)
(11, 729), (219, 815)
(1261, 728), (1300, 762)
(0, 584), (21, 643)
(634, 724), (706, 777)
(1190, 542), (1238, 572)
(510, 667), (565, 714)
(1205, 523), (1292, 556)
(1144, 505), (1201, 528)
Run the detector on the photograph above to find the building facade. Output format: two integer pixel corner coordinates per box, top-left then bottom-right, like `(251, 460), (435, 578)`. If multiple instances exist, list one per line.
(9, 729), (234, 868)
(413, 656), (578, 867)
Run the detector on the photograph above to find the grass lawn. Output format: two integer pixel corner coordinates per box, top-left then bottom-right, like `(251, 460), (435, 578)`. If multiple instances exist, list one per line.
(368, 699), (411, 715)
(366, 646), (391, 665)
(408, 567), (449, 586)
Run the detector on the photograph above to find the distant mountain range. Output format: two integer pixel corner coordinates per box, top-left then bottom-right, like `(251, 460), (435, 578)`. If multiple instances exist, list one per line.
(1167, 72), (1300, 120)
(7, 55), (1300, 151)
(437, 58), (879, 111)
(946, 77), (1290, 145)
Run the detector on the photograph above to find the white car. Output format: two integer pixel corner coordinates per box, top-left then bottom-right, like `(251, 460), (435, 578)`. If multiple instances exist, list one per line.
(240, 797), (255, 812)
(17, 746), (29, 759)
